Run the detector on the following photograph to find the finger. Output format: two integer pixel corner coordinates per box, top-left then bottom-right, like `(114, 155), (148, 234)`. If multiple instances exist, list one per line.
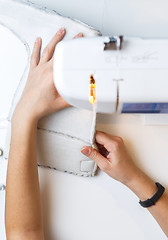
(73, 32), (83, 39)
(48, 32), (84, 66)
(30, 37), (42, 69)
(95, 131), (123, 151)
(95, 131), (115, 146)
(96, 131), (123, 144)
(39, 27), (65, 65)
(81, 146), (111, 171)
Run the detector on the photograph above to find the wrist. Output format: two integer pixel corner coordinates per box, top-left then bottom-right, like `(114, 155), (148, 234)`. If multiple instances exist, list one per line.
(12, 109), (38, 132)
(125, 169), (157, 201)
(12, 104), (38, 128)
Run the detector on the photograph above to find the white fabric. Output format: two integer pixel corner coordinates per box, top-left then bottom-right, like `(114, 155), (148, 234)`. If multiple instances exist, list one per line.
(0, 0), (101, 177)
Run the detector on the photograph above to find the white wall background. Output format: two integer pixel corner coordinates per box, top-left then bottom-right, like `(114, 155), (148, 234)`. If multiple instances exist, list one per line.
(29, 0), (168, 38)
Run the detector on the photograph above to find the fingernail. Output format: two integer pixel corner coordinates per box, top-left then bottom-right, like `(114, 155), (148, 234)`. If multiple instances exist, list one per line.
(35, 37), (41, 43)
(74, 32), (83, 38)
(57, 27), (65, 35)
(81, 147), (90, 156)
(78, 32), (83, 37)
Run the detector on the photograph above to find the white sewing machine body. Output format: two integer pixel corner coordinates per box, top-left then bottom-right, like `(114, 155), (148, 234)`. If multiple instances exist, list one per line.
(54, 36), (168, 114)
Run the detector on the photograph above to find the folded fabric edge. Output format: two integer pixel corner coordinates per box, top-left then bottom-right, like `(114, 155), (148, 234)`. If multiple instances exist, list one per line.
(4, 127), (98, 177)
(37, 126), (94, 145)
(11, 0), (102, 36)
(38, 163), (97, 177)
(37, 129), (98, 176)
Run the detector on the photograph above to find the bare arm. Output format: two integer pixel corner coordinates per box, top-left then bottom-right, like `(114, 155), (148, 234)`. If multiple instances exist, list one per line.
(81, 132), (168, 237)
(6, 117), (43, 240)
(5, 29), (83, 240)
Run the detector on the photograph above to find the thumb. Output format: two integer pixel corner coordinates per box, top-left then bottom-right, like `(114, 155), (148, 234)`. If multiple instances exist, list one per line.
(81, 146), (111, 171)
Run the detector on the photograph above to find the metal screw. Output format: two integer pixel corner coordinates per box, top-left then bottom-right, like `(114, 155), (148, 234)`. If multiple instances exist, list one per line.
(0, 148), (3, 156)
(0, 184), (6, 191)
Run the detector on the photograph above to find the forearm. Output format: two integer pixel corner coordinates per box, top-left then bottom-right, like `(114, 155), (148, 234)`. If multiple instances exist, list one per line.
(4, 29), (81, 239)
(5, 116), (43, 237)
(126, 170), (168, 237)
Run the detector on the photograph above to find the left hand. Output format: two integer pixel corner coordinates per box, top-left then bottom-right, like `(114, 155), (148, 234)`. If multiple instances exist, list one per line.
(12, 28), (83, 124)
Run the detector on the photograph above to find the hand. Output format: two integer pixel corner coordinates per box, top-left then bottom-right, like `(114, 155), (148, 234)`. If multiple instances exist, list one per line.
(81, 132), (168, 237)
(12, 28), (83, 124)
(81, 131), (142, 186)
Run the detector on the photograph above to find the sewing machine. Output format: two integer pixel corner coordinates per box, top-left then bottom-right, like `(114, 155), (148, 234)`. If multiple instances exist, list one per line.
(53, 36), (168, 115)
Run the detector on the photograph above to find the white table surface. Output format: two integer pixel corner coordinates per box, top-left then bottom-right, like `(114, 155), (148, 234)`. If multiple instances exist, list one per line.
(0, 1), (168, 239)
(1, 114), (168, 240)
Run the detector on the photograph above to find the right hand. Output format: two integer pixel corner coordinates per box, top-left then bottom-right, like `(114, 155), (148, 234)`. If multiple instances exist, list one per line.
(82, 131), (168, 238)
(81, 131), (142, 186)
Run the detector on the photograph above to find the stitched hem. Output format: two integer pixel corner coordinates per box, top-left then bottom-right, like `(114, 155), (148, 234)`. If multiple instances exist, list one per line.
(38, 164), (97, 177)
